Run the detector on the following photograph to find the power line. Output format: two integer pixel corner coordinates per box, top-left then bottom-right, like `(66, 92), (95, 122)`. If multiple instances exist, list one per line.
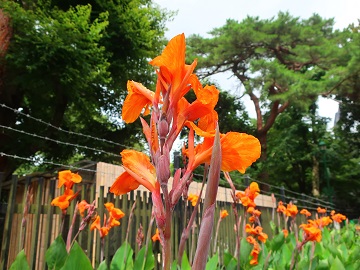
(0, 103), (134, 149)
(0, 124), (119, 157)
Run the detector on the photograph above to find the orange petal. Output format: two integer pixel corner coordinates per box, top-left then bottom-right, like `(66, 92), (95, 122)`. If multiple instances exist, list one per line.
(110, 171), (140, 196)
(122, 81), (154, 123)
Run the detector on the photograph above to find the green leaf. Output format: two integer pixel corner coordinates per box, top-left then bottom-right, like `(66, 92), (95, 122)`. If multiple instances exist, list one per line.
(223, 250), (237, 270)
(239, 238), (252, 268)
(271, 232), (285, 252)
(330, 257), (346, 270)
(97, 260), (108, 270)
(280, 243), (292, 268)
(205, 253), (218, 270)
(181, 252), (191, 270)
(45, 235), (68, 270)
(9, 250), (30, 270)
(134, 242), (155, 270)
(110, 242), (134, 270)
(171, 260), (179, 270)
(317, 259), (329, 269)
(60, 241), (93, 270)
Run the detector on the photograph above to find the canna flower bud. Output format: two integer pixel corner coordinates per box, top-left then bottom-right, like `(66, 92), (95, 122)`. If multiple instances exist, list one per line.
(158, 116), (169, 140)
(156, 153), (171, 185)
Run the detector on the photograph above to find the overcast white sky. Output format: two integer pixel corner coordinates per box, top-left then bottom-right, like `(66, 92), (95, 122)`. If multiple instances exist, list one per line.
(154, 0), (360, 126)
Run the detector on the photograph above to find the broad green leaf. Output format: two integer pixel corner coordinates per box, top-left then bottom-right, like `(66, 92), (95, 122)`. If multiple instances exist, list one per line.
(314, 242), (325, 259)
(205, 253), (218, 270)
(280, 243), (292, 268)
(181, 252), (191, 270)
(271, 232), (285, 252)
(239, 238), (252, 268)
(171, 260), (179, 270)
(9, 250), (30, 270)
(347, 245), (360, 264)
(223, 250), (237, 270)
(134, 242), (155, 270)
(97, 260), (108, 270)
(317, 259), (329, 269)
(330, 257), (346, 270)
(60, 241), (93, 270)
(45, 235), (67, 270)
(110, 242), (134, 270)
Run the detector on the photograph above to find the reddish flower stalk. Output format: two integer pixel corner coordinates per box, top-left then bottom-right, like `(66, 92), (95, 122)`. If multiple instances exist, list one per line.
(192, 126), (221, 270)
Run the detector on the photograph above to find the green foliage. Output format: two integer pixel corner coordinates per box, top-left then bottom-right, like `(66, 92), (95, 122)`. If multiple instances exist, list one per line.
(61, 241), (93, 270)
(0, 0), (170, 176)
(110, 242), (133, 270)
(45, 235), (68, 270)
(9, 250), (30, 270)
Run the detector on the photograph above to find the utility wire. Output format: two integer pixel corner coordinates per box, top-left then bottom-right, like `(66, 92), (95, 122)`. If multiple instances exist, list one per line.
(0, 103), (135, 149)
(0, 124), (119, 157)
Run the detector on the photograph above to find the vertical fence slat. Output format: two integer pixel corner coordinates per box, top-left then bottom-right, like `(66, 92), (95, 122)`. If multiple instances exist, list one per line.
(29, 177), (44, 270)
(44, 179), (55, 270)
(0, 175), (18, 270)
(87, 183), (96, 262)
(95, 186), (104, 266)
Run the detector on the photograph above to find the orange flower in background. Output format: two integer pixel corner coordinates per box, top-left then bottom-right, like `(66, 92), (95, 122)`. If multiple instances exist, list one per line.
(187, 193), (199, 206)
(316, 216), (333, 228)
(152, 228), (161, 242)
(51, 189), (79, 210)
(277, 201), (286, 214)
(236, 182), (260, 207)
(110, 150), (160, 195)
(331, 213), (346, 223)
(122, 81), (155, 123)
(78, 200), (91, 217)
(57, 170), (82, 189)
(300, 222), (322, 242)
(286, 202), (298, 218)
(317, 207), (327, 214)
(220, 210), (229, 219)
(90, 203), (125, 238)
(282, 229), (289, 238)
(300, 209), (311, 218)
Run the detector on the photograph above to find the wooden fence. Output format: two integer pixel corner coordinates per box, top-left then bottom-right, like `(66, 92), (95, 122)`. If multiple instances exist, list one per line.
(0, 162), (336, 270)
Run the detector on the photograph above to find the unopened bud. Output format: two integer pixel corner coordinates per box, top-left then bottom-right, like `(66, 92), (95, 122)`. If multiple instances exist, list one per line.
(158, 117), (169, 140)
(156, 154), (170, 185)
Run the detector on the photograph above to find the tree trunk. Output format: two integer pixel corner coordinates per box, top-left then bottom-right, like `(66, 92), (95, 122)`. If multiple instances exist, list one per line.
(312, 155), (320, 197)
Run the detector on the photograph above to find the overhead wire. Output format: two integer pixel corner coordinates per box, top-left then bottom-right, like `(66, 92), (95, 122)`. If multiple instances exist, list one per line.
(0, 124), (119, 157)
(0, 103), (139, 150)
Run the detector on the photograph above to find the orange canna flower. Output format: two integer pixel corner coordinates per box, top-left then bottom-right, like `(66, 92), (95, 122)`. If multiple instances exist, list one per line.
(186, 132), (261, 174)
(122, 81), (155, 123)
(316, 216), (333, 228)
(78, 200), (91, 217)
(277, 201), (287, 214)
(187, 193), (199, 207)
(317, 207), (327, 214)
(51, 189), (79, 210)
(300, 209), (311, 218)
(331, 213), (346, 223)
(110, 150), (160, 195)
(300, 222), (322, 242)
(286, 202), (298, 218)
(152, 228), (161, 242)
(282, 229), (289, 238)
(90, 203), (125, 238)
(236, 182), (260, 208)
(57, 170), (82, 189)
(149, 34), (198, 112)
(220, 210), (229, 219)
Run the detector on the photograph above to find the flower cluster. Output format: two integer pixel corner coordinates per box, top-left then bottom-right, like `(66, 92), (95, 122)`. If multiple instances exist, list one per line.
(90, 202), (125, 238)
(237, 182), (268, 265)
(108, 33), (261, 264)
(51, 170), (82, 210)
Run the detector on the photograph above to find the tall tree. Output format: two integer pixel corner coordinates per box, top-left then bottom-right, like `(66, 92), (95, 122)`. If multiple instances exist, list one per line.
(187, 12), (342, 181)
(0, 0), (170, 179)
